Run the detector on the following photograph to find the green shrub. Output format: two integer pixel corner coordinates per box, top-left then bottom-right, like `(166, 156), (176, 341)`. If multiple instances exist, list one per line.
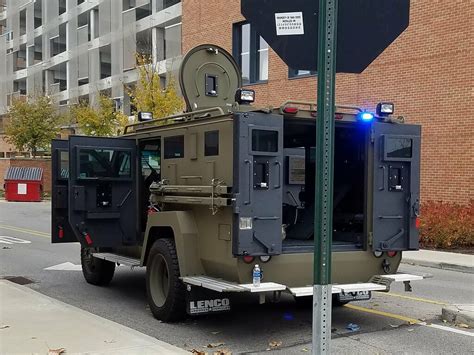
(419, 200), (474, 249)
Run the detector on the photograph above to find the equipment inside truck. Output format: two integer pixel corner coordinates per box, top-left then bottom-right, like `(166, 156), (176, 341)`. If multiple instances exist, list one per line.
(282, 118), (367, 252)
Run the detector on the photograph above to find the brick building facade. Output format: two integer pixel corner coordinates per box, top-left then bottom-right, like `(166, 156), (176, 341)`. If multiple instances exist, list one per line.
(182, 0), (473, 205)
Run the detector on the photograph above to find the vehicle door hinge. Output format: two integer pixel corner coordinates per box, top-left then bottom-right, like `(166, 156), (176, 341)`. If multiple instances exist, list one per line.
(368, 232), (373, 246)
(370, 129), (375, 143)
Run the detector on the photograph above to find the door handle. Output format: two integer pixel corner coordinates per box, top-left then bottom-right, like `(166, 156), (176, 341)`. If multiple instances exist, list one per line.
(244, 159), (251, 205)
(380, 228), (405, 249)
(379, 165), (386, 191)
(274, 161), (281, 189)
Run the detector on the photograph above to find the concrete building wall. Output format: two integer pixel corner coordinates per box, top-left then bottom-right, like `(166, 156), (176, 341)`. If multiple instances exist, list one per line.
(182, 0), (473, 205)
(0, 0), (182, 113)
(0, 0), (183, 160)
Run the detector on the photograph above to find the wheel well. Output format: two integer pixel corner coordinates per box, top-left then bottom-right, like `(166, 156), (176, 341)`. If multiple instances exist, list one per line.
(143, 226), (174, 266)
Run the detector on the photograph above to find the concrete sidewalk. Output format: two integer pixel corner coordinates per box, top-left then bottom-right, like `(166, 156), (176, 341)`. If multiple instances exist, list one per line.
(402, 249), (474, 274)
(0, 280), (188, 354)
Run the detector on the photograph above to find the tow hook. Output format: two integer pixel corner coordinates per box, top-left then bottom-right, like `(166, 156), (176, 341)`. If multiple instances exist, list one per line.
(382, 259), (391, 273)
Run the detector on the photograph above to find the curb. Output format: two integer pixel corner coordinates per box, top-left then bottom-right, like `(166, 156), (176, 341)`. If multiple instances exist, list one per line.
(401, 259), (474, 274)
(441, 305), (474, 328)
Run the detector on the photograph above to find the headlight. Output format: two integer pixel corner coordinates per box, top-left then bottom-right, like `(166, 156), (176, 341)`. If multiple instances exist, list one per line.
(138, 111), (153, 121)
(376, 102), (394, 116)
(235, 89), (255, 104)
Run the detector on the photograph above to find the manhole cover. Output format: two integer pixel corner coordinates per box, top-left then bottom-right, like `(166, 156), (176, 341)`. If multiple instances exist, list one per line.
(2, 276), (35, 285)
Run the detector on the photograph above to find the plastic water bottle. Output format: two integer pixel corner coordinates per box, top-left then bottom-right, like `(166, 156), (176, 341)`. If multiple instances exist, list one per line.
(253, 264), (261, 287)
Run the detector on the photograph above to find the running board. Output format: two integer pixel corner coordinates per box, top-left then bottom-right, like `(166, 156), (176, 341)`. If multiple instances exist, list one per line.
(369, 272), (429, 292)
(290, 272), (430, 297)
(181, 276), (286, 293)
(92, 253), (141, 267)
(290, 283), (387, 297)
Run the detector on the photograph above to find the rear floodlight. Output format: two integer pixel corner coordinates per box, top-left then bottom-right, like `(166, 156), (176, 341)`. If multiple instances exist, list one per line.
(138, 111), (153, 121)
(235, 88), (255, 104)
(376, 102), (394, 116)
(358, 112), (374, 122)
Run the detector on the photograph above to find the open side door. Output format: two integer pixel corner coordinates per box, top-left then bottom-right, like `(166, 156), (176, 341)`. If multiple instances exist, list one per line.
(68, 136), (138, 247)
(52, 139), (76, 243)
(371, 122), (421, 251)
(233, 112), (283, 256)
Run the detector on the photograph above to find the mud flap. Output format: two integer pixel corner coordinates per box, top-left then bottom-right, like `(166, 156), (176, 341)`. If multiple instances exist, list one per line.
(185, 286), (232, 316)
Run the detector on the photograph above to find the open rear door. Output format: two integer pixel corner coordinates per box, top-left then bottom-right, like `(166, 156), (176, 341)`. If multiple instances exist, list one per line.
(233, 112), (283, 256)
(371, 122), (421, 251)
(68, 136), (138, 247)
(52, 139), (76, 243)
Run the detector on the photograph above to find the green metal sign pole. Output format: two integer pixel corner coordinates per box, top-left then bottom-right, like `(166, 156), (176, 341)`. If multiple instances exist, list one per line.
(313, 0), (338, 354)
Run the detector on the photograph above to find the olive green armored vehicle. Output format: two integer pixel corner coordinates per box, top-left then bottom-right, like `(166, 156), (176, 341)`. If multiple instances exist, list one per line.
(52, 44), (427, 322)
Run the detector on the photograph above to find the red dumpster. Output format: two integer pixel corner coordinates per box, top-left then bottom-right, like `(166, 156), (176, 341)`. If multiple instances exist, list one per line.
(4, 167), (43, 202)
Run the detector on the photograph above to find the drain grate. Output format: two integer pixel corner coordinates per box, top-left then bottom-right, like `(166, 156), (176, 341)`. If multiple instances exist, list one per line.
(2, 276), (35, 285)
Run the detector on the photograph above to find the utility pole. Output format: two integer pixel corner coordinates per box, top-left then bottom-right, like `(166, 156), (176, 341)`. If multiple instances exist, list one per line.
(313, 0), (338, 354)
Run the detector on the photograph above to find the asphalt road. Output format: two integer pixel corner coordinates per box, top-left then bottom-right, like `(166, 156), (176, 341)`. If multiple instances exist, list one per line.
(1, 201), (473, 354)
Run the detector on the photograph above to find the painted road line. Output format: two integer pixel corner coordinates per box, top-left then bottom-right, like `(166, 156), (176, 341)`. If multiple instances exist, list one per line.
(375, 291), (449, 306)
(0, 236), (32, 244)
(0, 224), (49, 238)
(44, 262), (83, 271)
(345, 304), (420, 323)
(346, 304), (474, 337)
(424, 323), (474, 337)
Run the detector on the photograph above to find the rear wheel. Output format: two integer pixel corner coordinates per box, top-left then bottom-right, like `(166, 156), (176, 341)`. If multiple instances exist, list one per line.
(146, 239), (186, 322)
(80, 247), (115, 286)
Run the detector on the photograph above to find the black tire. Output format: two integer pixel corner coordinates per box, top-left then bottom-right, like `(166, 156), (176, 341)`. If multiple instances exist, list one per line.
(81, 247), (115, 286)
(146, 238), (186, 322)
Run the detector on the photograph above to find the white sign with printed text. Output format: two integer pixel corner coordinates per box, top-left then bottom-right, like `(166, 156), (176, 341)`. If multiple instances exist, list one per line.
(275, 12), (304, 36)
(17, 183), (27, 195)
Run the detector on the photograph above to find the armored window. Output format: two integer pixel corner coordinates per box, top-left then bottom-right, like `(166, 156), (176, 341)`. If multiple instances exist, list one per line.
(78, 149), (131, 179)
(252, 129), (278, 152)
(59, 151), (69, 179)
(141, 142), (161, 177)
(205, 131), (219, 156)
(385, 137), (412, 159)
(233, 22), (268, 85)
(288, 68), (317, 79)
(164, 135), (184, 159)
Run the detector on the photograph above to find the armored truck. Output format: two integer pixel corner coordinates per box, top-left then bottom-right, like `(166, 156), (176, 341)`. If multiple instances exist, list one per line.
(52, 44), (426, 322)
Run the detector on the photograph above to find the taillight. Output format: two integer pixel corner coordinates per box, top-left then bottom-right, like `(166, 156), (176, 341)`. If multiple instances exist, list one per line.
(387, 251), (397, 257)
(58, 226), (64, 239)
(283, 106), (299, 114)
(243, 255), (255, 263)
(415, 217), (421, 229)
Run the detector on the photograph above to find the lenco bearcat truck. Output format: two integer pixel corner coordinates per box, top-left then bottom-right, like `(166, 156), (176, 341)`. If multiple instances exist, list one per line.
(51, 44), (427, 322)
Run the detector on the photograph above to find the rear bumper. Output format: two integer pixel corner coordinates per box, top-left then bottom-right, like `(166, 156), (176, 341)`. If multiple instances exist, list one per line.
(181, 272), (431, 296)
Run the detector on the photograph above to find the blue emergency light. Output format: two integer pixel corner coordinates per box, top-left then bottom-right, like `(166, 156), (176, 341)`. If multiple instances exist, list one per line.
(358, 112), (374, 122)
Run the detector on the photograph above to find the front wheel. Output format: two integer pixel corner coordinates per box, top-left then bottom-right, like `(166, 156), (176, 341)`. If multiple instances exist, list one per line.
(80, 247), (115, 286)
(146, 239), (186, 322)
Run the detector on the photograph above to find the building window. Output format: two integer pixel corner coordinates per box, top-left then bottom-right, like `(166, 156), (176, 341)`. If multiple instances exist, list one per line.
(164, 135), (184, 159)
(205, 131), (219, 156)
(288, 68), (317, 78)
(233, 22), (268, 85)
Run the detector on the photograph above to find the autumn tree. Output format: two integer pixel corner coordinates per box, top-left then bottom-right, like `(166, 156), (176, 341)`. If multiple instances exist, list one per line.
(5, 95), (61, 157)
(127, 53), (183, 121)
(71, 94), (129, 136)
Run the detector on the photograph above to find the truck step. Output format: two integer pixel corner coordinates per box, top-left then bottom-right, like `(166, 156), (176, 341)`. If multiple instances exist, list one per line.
(181, 276), (286, 293)
(92, 253), (141, 267)
(289, 272), (430, 297)
(289, 283), (387, 297)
